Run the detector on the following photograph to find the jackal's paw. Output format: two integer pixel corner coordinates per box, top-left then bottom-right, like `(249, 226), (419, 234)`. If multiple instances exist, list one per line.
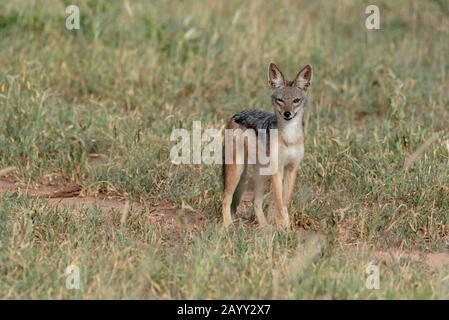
(275, 208), (290, 230)
(223, 218), (234, 229)
(256, 219), (270, 229)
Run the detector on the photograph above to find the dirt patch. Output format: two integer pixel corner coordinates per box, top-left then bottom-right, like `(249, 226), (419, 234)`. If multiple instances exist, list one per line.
(148, 201), (205, 235)
(0, 178), (129, 212)
(0, 178), (205, 233)
(355, 108), (385, 122)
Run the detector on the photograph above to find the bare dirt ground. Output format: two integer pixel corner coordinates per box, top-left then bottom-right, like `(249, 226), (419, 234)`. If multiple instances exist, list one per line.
(0, 177), (448, 270)
(0, 177), (205, 236)
(0, 178), (133, 211)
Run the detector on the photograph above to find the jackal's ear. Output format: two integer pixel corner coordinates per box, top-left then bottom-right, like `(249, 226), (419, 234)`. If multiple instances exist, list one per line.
(268, 63), (286, 90)
(293, 64), (313, 91)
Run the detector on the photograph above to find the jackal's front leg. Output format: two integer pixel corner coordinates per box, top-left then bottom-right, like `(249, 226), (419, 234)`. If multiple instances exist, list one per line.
(271, 172), (289, 229)
(283, 164), (299, 212)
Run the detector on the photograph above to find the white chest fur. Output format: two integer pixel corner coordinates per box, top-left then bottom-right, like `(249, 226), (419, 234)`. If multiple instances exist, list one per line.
(279, 143), (304, 166)
(279, 116), (303, 143)
(278, 118), (305, 166)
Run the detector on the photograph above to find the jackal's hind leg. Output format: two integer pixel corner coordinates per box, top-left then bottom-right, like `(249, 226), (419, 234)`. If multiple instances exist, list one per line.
(253, 175), (268, 226)
(231, 172), (246, 217)
(222, 163), (245, 228)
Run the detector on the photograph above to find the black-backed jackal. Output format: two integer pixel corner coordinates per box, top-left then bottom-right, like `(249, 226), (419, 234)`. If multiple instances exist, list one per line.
(222, 63), (313, 229)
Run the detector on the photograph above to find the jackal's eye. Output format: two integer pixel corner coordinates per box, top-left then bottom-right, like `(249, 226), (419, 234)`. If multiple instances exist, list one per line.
(275, 98), (284, 105)
(293, 98), (301, 104)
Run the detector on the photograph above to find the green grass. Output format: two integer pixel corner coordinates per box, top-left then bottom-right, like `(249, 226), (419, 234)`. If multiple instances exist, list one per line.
(0, 0), (448, 299)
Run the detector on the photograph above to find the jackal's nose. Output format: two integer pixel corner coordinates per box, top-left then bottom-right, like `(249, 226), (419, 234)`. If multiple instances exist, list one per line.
(283, 111), (291, 118)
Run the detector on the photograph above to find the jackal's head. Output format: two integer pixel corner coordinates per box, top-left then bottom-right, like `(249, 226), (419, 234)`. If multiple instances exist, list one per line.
(268, 63), (313, 121)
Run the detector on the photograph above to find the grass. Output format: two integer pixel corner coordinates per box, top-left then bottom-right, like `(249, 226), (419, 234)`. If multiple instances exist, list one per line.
(0, 0), (448, 299)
